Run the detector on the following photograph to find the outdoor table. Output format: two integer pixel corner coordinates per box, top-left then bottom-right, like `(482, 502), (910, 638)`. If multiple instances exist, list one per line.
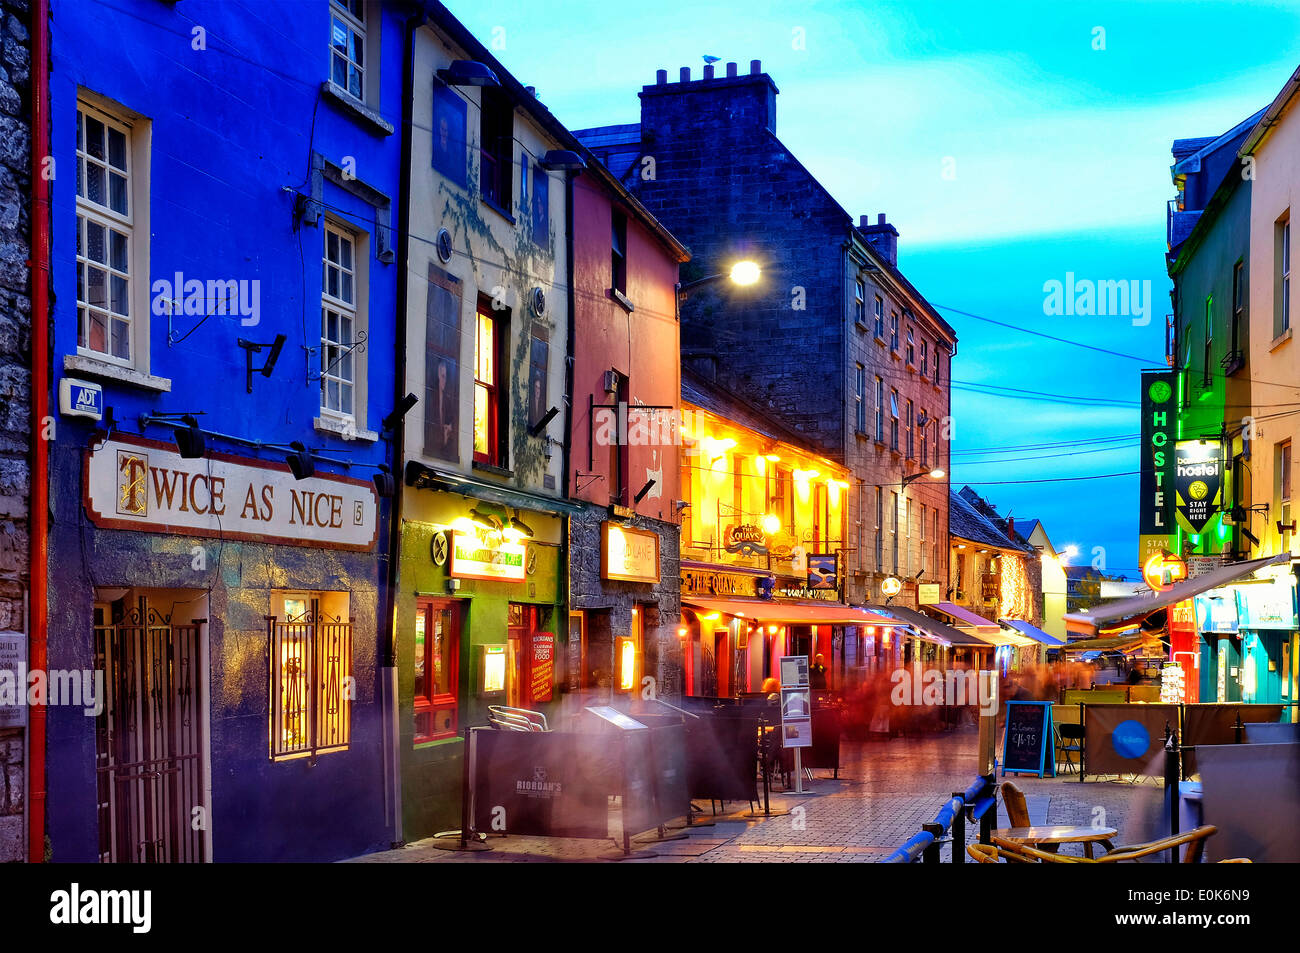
(992, 825), (1118, 858)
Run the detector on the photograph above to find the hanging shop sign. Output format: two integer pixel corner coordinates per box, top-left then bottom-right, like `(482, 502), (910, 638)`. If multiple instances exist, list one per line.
(450, 529), (526, 582)
(918, 583), (942, 604)
(85, 434), (378, 551)
(681, 568), (759, 598)
(807, 554), (838, 591)
(1142, 551), (1187, 592)
(601, 522), (660, 584)
(880, 575), (903, 597)
(1138, 371), (1176, 564)
(1236, 578), (1298, 629)
(1174, 440), (1223, 535)
(724, 523), (768, 556)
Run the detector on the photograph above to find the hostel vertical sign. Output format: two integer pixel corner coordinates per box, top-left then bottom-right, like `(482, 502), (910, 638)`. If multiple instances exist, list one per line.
(1139, 371), (1176, 566)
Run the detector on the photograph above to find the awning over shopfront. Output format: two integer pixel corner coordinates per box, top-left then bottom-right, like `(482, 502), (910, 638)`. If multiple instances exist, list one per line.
(1062, 553), (1292, 637)
(404, 461), (584, 515)
(930, 601), (1001, 633)
(1058, 630), (1165, 652)
(681, 599), (896, 626)
(1000, 618), (1067, 646)
(991, 629), (1040, 648)
(865, 604), (994, 647)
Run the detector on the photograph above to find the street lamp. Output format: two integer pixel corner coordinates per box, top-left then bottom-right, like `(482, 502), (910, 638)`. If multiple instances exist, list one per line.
(676, 260), (762, 302)
(900, 468), (945, 487)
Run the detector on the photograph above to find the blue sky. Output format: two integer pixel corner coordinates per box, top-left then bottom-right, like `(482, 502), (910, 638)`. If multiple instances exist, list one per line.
(447, 0), (1300, 577)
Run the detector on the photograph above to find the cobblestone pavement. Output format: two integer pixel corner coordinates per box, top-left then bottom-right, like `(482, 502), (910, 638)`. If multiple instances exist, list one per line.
(346, 728), (1164, 864)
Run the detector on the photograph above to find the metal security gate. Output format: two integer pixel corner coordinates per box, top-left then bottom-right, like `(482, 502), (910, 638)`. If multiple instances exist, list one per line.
(95, 602), (207, 863)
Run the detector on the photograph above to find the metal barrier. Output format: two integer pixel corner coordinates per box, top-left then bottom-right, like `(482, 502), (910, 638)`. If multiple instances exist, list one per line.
(883, 773), (997, 864)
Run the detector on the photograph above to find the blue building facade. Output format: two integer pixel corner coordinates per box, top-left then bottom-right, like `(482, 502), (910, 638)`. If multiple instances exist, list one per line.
(45, 0), (407, 861)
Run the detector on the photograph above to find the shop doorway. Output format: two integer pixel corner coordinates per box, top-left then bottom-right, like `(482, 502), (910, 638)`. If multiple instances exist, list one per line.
(507, 603), (536, 709)
(94, 592), (209, 863)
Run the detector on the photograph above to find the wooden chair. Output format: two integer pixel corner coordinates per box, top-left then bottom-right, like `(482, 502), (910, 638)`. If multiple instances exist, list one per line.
(992, 826), (1223, 864)
(967, 844), (1000, 863)
(1000, 780), (1032, 828)
(1096, 825), (1217, 864)
(990, 836), (1088, 863)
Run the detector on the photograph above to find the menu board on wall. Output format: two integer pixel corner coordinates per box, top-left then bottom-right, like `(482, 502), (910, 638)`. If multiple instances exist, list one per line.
(531, 631), (554, 703)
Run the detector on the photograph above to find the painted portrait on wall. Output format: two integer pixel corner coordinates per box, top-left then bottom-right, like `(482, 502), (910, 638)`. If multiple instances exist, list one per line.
(424, 264), (462, 462)
(431, 81), (467, 189)
(528, 328), (549, 430)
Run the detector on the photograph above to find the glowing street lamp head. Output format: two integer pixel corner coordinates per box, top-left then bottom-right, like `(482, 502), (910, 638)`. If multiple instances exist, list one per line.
(729, 260), (761, 286)
(761, 513), (781, 535)
(929, 468), (945, 479)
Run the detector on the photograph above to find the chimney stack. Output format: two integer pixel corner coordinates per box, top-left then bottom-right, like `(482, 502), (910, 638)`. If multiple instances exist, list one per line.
(860, 212), (899, 267)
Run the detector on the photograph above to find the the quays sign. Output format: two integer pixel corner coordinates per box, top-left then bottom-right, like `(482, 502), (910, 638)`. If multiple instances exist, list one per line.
(85, 435), (378, 552)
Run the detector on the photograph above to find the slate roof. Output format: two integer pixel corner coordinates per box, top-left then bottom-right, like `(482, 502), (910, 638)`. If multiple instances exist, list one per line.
(681, 367), (828, 460)
(949, 490), (1030, 553)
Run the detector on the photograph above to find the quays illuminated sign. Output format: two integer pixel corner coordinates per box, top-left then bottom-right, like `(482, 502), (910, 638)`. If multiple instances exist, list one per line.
(1139, 371), (1175, 564)
(85, 435), (377, 551)
(1174, 440), (1222, 534)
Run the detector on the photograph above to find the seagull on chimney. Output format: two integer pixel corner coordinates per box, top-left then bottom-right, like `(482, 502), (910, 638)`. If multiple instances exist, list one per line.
(702, 55), (721, 64)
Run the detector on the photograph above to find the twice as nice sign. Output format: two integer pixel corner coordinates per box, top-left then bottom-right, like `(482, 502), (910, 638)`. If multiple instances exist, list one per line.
(85, 435), (378, 551)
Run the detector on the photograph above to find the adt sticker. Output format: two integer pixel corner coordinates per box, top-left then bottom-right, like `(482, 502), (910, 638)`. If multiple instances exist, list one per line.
(59, 378), (103, 420)
(1111, 719), (1151, 760)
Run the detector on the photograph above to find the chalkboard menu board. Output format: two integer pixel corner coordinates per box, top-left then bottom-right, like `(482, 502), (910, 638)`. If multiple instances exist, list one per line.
(1002, 701), (1054, 778)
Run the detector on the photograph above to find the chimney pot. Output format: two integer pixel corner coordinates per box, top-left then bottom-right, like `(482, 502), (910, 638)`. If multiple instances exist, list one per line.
(878, 213), (886, 225)
(726, 61), (738, 77)
(859, 215), (871, 230)
(525, 85), (536, 97)
(704, 64), (714, 79)
(656, 69), (667, 85)
(679, 66), (690, 82)
(750, 59), (761, 75)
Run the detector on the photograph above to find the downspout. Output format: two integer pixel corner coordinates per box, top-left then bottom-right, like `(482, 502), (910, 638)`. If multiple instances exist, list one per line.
(559, 170), (577, 696)
(379, 9), (421, 849)
(28, 0), (50, 864)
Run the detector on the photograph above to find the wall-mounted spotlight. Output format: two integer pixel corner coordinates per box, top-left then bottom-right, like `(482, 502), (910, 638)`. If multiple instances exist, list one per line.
(372, 464), (395, 498)
(381, 392), (419, 433)
(238, 334), (287, 394)
(175, 414), (205, 459)
(509, 509), (535, 538)
(469, 507), (500, 530)
(436, 60), (500, 87)
(286, 441), (314, 481)
(529, 405), (559, 437)
(138, 411), (207, 459)
(634, 478), (657, 503)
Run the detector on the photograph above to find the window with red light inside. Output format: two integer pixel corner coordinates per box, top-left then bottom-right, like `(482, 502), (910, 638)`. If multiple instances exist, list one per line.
(413, 599), (459, 743)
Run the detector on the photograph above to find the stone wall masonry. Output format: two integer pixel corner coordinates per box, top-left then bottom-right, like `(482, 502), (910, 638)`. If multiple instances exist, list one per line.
(568, 506), (683, 699)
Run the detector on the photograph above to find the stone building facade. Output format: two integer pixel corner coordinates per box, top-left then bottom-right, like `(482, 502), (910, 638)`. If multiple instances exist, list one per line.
(0, 0), (31, 863)
(575, 61), (957, 612)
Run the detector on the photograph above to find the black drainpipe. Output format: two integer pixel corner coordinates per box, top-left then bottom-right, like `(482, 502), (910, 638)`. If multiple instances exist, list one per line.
(380, 8), (420, 849)
(559, 170), (579, 695)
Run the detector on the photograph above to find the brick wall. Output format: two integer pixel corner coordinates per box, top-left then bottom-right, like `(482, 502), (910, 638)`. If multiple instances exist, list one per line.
(0, 0), (31, 864)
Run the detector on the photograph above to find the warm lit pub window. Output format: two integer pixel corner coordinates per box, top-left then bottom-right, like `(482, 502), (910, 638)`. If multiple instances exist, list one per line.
(414, 600), (459, 743)
(269, 592), (353, 760)
(474, 303), (503, 465)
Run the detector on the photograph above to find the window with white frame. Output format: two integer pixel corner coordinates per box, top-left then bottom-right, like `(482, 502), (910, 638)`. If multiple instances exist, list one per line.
(874, 376), (884, 442)
(1276, 215), (1290, 338)
(330, 0), (366, 100)
(873, 295), (884, 338)
(855, 364), (866, 432)
(321, 222), (361, 423)
(76, 103), (134, 365)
